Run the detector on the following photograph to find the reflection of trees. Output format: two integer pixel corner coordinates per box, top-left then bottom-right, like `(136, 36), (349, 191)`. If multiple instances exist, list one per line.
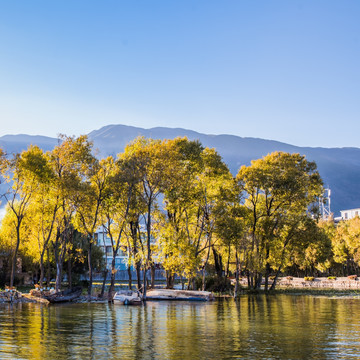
(0, 299), (359, 359)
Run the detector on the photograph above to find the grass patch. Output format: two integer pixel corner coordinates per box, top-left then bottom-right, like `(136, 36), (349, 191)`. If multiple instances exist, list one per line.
(263, 287), (360, 296)
(13, 285), (34, 294)
(233, 286), (360, 297)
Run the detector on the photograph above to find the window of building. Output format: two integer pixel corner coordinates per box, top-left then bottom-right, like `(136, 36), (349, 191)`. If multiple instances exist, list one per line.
(106, 246), (112, 256)
(118, 249), (127, 256)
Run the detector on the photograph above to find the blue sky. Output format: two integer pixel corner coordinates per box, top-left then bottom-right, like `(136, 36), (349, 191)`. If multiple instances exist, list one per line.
(0, 1), (359, 147)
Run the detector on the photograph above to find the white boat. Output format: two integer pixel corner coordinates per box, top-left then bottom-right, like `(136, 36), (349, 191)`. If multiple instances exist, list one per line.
(113, 290), (142, 305)
(146, 289), (214, 301)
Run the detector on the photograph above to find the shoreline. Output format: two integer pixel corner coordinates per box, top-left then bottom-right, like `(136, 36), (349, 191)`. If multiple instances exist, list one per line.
(2, 277), (360, 305)
(273, 276), (360, 290)
(237, 276), (360, 292)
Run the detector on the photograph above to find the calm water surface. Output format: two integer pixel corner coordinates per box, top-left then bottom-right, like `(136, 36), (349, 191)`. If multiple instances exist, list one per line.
(0, 295), (360, 359)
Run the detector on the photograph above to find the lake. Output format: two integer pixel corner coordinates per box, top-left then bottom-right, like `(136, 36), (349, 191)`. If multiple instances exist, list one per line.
(0, 294), (360, 359)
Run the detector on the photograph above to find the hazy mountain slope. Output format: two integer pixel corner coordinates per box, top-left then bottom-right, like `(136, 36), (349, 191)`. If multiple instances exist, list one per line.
(1, 125), (359, 215)
(0, 134), (59, 154)
(88, 125), (360, 215)
(0, 135), (60, 199)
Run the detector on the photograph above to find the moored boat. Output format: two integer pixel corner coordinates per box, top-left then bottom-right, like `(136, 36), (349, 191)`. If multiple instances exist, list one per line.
(43, 286), (83, 303)
(113, 290), (143, 305)
(146, 289), (214, 301)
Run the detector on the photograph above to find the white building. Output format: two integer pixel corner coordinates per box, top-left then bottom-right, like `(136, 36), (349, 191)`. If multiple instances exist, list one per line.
(94, 224), (158, 271)
(339, 208), (360, 221)
(94, 227), (129, 270)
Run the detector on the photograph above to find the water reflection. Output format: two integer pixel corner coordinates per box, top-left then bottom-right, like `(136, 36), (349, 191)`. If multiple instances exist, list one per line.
(0, 296), (359, 359)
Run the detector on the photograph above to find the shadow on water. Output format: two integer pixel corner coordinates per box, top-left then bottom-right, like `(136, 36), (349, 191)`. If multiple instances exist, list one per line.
(0, 295), (360, 359)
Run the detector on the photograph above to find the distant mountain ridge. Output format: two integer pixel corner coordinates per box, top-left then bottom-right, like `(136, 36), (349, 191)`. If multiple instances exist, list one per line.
(1, 124), (360, 215)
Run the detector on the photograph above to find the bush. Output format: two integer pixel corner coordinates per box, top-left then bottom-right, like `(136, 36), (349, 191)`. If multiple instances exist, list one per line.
(80, 280), (89, 288)
(304, 277), (314, 281)
(194, 277), (203, 290)
(327, 276), (336, 280)
(285, 276), (293, 280)
(348, 275), (358, 280)
(195, 276), (232, 293)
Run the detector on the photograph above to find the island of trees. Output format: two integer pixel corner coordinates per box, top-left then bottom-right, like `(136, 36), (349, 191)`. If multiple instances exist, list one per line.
(0, 135), (358, 298)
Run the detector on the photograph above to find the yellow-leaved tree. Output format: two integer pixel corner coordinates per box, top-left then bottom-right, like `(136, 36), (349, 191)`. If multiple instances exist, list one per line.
(237, 152), (323, 290)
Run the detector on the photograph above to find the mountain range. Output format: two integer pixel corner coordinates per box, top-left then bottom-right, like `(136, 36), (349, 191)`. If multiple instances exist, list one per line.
(1, 124), (359, 216)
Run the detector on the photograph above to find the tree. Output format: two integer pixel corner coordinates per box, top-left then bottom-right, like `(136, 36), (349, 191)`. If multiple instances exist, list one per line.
(72, 153), (110, 296)
(99, 155), (141, 300)
(21, 151), (59, 286)
(22, 197), (56, 286)
(300, 219), (333, 275)
(122, 137), (175, 297)
(332, 216), (360, 275)
(49, 135), (94, 292)
(237, 152), (323, 290)
(214, 191), (248, 297)
(159, 139), (235, 290)
(155, 138), (204, 288)
(2, 145), (51, 288)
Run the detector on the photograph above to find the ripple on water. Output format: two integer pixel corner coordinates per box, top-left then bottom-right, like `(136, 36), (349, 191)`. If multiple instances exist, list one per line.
(0, 296), (360, 359)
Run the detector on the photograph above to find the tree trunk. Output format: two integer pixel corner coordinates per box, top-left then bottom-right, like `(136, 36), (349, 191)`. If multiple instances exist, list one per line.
(234, 249), (241, 298)
(143, 267), (148, 300)
(68, 261), (72, 289)
(150, 265), (155, 289)
(146, 203), (152, 291)
(264, 262), (271, 292)
(100, 268), (108, 299)
(55, 261), (62, 292)
(108, 255), (117, 302)
(39, 252), (45, 287)
(136, 263), (141, 290)
(255, 273), (262, 289)
(46, 247), (51, 287)
(166, 271), (174, 289)
(68, 250), (72, 289)
(212, 246), (223, 278)
(187, 277), (191, 290)
(130, 220), (142, 291)
(270, 265), (282, 291)
(226, 244), (231, 277)
(128, 264), (132, 289)
(202, 241), (212, 291)
(88, 240), (93, 296)
(10, 225), (21, 288)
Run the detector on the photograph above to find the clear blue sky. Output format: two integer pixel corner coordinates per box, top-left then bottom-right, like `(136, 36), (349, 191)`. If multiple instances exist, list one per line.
(0, 1), (359, 147)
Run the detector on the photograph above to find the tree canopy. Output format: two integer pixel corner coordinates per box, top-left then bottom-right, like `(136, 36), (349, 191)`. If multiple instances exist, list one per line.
(1, 137), (357, 294)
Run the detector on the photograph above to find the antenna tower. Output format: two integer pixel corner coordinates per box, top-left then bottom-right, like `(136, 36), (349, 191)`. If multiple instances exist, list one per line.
(319, 188), (331, 220)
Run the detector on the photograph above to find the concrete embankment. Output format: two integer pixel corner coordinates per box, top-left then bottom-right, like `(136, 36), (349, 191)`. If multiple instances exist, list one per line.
(239, 277), (360, 290)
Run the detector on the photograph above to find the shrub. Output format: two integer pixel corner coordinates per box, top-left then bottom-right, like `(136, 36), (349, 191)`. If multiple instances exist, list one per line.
(327, 276), (336, 280)
(195, 276), (232, 293)
(285, 276), (293, 280)
(348, 275), (358, 280)
(304, 277), (314, 281)
(80, 280), (90, 288)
